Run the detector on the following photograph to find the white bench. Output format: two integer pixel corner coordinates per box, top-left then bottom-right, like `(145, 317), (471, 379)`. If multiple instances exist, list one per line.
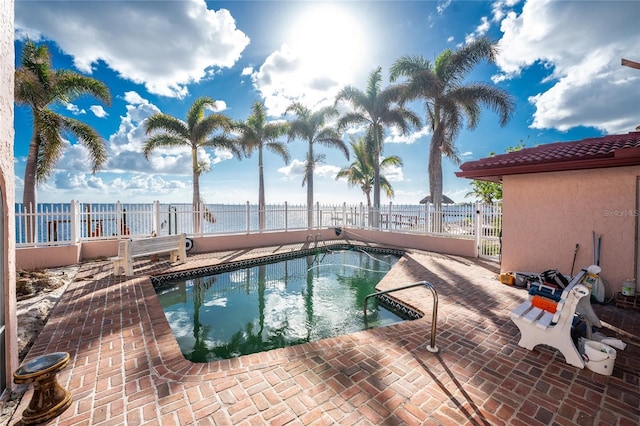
(112, 234), (187, 276)
(510, 270), (600, 368)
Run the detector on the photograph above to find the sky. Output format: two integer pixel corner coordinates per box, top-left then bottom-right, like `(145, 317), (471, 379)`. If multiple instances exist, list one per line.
(13, 0), (640, 206)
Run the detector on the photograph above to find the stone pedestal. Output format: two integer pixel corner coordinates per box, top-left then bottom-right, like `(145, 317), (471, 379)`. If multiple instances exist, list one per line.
(13, 352), (73, 425)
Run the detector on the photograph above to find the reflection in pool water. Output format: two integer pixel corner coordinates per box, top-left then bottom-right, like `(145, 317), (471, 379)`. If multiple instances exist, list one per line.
(155, 249), (405, 362)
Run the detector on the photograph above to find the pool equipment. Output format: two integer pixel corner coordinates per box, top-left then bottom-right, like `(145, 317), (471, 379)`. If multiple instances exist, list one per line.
(364, 281), (439, 353)
(582, 340), (616, 376)
(621, 278), (636, 296)
(584, 265), (604, 303)
(570, 243), (579, 276)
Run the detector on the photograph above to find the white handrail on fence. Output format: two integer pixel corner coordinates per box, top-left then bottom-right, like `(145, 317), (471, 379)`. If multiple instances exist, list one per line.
(14, 200), (502, 259)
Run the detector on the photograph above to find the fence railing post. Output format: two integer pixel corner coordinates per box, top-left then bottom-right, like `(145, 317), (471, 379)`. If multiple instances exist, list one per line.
(342, 202), (346, 228)
(284, 201), (288, 232)
(70, 200), (78, 244)
(152, 200), (160, 236)
(474, 202), (482, 257)
(246, 201), (251, 234)
(115, 201), (122, 238)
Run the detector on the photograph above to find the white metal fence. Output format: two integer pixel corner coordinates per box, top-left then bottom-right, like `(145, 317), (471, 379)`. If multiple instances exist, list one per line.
(15, 201), (502, 260)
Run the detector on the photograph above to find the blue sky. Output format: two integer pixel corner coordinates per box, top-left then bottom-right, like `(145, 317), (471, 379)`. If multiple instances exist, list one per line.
(13, 0), (640, 205)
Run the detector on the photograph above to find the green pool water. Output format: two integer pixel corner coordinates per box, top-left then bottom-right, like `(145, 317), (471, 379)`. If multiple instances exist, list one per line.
(155, 249), (405, 362)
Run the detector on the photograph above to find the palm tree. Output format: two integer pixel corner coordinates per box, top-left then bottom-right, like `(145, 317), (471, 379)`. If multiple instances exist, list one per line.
(143, 96), (240, 234)
(285, 102), (349, 228)
(335, 67), (420, 225)
(389, 37), (515, 208)
(336, 136), (403, 207)
(235, 101), (290, 230)
(15, 40), (111, 242)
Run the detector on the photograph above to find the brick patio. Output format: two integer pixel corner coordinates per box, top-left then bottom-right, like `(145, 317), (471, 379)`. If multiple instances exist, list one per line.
(9, 243), (640, 425)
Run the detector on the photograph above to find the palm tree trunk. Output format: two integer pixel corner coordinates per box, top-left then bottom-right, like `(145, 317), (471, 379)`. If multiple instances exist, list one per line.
(258, 148), (266, 231)
(307, 141), (314, 229)
(372, 130), (380, 228)
(428, 124), (444, 232)
(23, 131), (40, 243)
(192, 147), (201, 235)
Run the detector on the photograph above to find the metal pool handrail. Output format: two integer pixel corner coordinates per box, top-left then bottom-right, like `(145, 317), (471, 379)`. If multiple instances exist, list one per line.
(363, 281), (439, 353)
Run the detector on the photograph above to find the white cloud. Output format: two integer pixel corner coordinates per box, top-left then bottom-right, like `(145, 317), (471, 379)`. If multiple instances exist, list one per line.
(55, 172), (107, 191)
(211, 148), (234, 165)
(465, 16), (491, 44)
(494, 0), (640, 133)
(207, 100), (227, 112)
(278, 159), (306, 180)
(113, 175), (188, 192)
(384, 126), (431, 144)
(90, 105), (108, 118)
(382, 163), (404, 183)
(123, 91), (149, 106)
(241, 67), (254, 76)
(491, 0), (521, 23)
(315, 165), (341, 179)
(56, 141), (94, 173)
(437, 0), (453, 14)
(278, 159), (341, 181)
(65, 103), (86, 115)
(15, 0), (250, 98)
(251, 4), (369, 115)
(107, 92), (234, 174)
(108, 93), (161, 161)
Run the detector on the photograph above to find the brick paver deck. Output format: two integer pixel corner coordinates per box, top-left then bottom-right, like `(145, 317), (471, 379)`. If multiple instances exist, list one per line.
(9, 243), (640, 425)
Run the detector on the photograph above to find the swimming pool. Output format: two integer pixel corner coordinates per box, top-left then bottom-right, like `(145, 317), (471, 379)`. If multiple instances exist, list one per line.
(154, 248), (415, 362)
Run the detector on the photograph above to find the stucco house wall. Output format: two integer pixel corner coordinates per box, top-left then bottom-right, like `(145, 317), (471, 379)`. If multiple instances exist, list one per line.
(502, 166), (638, 293)
(1, 0), (17, 394)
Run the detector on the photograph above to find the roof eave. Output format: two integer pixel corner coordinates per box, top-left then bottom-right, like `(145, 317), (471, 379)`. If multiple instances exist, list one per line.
(456, 156), (640, 181)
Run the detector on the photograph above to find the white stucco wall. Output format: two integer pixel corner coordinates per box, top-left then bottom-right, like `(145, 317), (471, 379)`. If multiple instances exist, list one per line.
(501, 166), (639, 294)
(1, 0), (17, 393)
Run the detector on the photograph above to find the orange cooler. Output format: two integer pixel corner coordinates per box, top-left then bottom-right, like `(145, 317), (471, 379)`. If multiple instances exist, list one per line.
(531, 295), (558, 313)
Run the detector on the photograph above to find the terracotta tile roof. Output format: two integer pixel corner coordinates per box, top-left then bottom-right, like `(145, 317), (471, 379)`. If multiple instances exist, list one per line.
(456, 131), (640, 181)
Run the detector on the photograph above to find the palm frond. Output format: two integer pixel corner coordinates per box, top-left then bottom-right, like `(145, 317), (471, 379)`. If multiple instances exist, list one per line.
(194, 113), (233, 142)
(315, 128), (349, 159)
(263, 121), (290, 141)
(265, 141), (290, 164)
(389, 55), (432, 82)
(143, 134), (188, 159)
(34, 110), (64, 181)
(54, 71), (112, 106)
(448, 37), (498, 80)
(205, 134), (242, 158)
(380, 155), (403, 168)
(145, 114), (189, 138)
(335, 85), (369, 110)
(379, 175), (395, 198)
(60, 115), (107, 172)
(187, 96), (215, 131)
